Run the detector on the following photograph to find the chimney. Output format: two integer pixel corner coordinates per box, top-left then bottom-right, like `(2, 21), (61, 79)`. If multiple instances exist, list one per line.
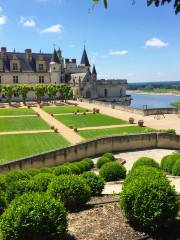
(1, 47), (7, 60)
(25, 49), (32, 61)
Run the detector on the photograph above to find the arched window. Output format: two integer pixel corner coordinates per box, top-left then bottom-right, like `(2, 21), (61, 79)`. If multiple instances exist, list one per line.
(104, 88), (107, 97)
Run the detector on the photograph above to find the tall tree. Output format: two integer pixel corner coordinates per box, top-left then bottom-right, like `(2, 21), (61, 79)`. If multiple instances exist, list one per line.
(34, 84), (46, 104)
(17, 85), (31, 105)
(92, 0), (180, 14)
(46, 84), (58, 103)
(3, 85), (14, 105)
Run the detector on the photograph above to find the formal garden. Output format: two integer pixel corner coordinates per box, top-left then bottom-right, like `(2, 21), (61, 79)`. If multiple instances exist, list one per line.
(0, 152), (179, 239)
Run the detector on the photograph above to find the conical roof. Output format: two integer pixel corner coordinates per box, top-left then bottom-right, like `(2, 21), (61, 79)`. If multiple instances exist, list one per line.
(92, 65), (97, 75)
(51, 49), (60, 63)
(80, 47), (90, 66)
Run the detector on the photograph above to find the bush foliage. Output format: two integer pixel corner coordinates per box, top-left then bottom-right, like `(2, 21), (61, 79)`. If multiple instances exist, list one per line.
(160, 153), (180, 174)
(120, 166), (179, 232)
(132, 157), (159, 170)
(96, 156), (112, 169)
(172, 159), (180, 176)
(48, 175), (91, 210)
(102, 152), (115, 161)
(0, 192), (67, 240)
(53, 166), (72, 176)
(28, 173), (54, 192)
(81, 172), (104, 196)
(99, 162), (126, 181)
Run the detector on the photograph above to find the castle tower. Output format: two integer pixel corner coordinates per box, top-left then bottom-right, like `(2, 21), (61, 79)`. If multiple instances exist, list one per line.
(80, 46), (90, 71)
(92, 64), (97, 81)
(50, 49), (61, 84)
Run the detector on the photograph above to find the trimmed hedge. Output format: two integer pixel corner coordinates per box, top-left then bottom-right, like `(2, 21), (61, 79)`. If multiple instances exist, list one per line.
(96, 156), (112, 169)
(82, 158), (94, 169)
(73, 162), (88, 173)
(0, 196), (6, 215)
(53, 166), (72, 176)
(39, 167), (52, 174)
(48, 175), (91, 210)
(5, 170), (31, 185)
(63, 163), (81, 175)
(99, 162), (126, 181)
(160, 153), (180, 174)
(0, 193), (67, 240)
(28, 173), (55, 192)
(81, 172), (105, 196)
(102, 152), (115, 162)
(132, 157), (159, 170)
(25, 169), (40, 177)
(120, 166), (179, 232)
(172, 159), (180, 176)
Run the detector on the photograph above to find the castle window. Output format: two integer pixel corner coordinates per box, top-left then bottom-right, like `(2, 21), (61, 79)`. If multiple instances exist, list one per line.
(104, 88), (108, 97)
(13, 63), (18, 71)
(39, 64), (44, 71)
(39, 76), (44, 83)
(13, 76), (18, 84)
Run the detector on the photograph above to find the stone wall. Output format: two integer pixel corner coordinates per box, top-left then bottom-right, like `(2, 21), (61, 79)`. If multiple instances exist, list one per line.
(143, 108), (178, 116)
(0, 133), (180, 174)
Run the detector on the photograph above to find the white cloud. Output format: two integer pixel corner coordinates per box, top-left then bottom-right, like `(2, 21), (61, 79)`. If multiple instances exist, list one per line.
(20, 16), (36, 27)
(109, 50), (128, 56)
(40, 24), (63, 33)
(145, 38), (168, 48)
(0, 15), (7, 25)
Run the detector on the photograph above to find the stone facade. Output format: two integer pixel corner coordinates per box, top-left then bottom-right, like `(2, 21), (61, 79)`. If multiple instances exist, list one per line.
(0, 46), (131, 104)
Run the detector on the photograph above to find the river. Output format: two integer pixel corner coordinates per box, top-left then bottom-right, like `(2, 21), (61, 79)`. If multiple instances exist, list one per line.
(129, 92), (180, 109)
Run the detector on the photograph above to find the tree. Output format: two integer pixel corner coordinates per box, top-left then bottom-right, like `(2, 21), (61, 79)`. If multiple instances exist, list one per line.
(3, 85), (14, 105)
(17, 85), (32, 105)
(92, 0), (180, 14)
(46, 84), (58, 103)
(34, 84), (47, 104)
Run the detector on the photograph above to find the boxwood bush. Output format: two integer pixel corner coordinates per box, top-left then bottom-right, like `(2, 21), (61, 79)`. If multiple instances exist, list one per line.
(81, 172), (105, 196)
(53, 166), (72, 176)
(4, 170), (31, 185)
(120, 166), (179, 232)
(28, 173), (54, 192)
(160, 153), (180, 174)
(48, 175), (91, 210)
(82, 158), (94, 169)
(0, 192), (67, 240)
(99, 162), (126, 181)
(0, 196), (7, 215)
(102, 152), (115, 161)
(132, 157), (159, 170)
(73, 161), (88, 173)
(25, 169), (40, 177)
(172, 159), (180, 176)
(5, 180), (29, 204)
(63, 163), (81, 174)
(39, 167), (52, 174)
(96, 156), (112, 169)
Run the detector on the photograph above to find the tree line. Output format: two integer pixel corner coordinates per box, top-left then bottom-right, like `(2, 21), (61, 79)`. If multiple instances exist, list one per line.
(0, 84), (72, 105)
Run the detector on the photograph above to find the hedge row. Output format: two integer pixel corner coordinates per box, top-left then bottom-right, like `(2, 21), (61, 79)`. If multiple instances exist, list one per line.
(160, 153), (180, 176)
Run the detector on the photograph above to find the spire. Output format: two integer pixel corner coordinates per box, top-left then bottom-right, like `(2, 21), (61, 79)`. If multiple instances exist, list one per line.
(92, 64), (97, 75)
(51, 49), (60, 63)
(80, 46), (90, 66)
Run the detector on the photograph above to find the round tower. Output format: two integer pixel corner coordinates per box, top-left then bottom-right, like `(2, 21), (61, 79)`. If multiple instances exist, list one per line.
(50, 49), (61, 84)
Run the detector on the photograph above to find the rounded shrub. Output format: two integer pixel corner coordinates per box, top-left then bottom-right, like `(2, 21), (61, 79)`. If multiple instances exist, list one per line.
(82, 158), (94, 168)
(5, 170), (31, 185)
(80, 160), (91, 171)
(5, 179), (29, 203)
(160, 153), (180, 174)
(81, 172), (104, 196)
(99, 162), (126, 181)
(39, 167), (53, 174)
(0, 192), (67, 240)
(0, 196), (7, 215)
(48, 175), (91, 210)
(73, 161), (88, 173)
(120, 166), (179, 232)
(132, 157), (159, 170)
(25, 169), (40, 177)
(102, 152), (115, 161)
(63, 163), (81, 175)
(0, 175), (7, 194)
(28, 173), (54, 192)
(96, 156), (111, 169)
(172, 159), (180, 176)
(53, 166), (72, 176)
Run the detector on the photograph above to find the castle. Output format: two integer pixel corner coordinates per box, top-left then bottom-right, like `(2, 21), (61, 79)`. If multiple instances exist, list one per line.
(0, 46), (131, 105)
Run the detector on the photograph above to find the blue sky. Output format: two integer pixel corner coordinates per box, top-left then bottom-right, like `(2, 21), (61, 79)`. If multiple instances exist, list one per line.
(0, 0), (179, 82)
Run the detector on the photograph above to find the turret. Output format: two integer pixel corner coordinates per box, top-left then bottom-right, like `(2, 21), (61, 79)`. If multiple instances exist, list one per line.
(92, 64), (97, 81)
(80, 46), (90, 71)
(50, 49), (61, 84)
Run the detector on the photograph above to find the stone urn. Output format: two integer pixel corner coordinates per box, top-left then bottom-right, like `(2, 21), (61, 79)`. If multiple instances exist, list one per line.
(96, 109), (100, 114)
(138, 120), (144, 127)
(129, 117), (134, 124)
(74, 128), (78, 132)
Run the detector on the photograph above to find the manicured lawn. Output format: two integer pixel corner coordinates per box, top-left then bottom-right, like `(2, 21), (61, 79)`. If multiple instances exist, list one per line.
(0, 108), (35, 116)
(0, 117), (50, 132)
(55, 113), (127, 128)
(78, 126), (155, 139)
(43, 106), (88, 114)
(0, 133), (69, 163)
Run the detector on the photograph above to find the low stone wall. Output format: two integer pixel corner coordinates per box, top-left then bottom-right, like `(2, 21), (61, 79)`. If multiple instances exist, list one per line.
(0, 133), (180, 173)
(143, 108), (178, 116)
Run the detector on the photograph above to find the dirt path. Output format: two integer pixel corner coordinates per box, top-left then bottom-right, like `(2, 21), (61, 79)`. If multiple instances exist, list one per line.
(32, 107), (84, 144)
(0, 130), (53, 136)
(79, 124), (136, 131)
(70, 100), (180, 134)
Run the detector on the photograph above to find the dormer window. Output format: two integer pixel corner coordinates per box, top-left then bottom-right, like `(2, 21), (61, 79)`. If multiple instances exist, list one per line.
(13, 63), (18, 71)
(39, 64), (44, 71)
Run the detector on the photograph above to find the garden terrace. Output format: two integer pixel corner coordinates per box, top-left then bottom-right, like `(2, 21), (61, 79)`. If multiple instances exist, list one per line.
(43, 106), (88, 114)
(0, 108), (35, 116)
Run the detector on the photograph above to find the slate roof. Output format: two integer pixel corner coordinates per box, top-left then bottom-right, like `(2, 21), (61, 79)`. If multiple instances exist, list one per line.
(51, 49), (60, 64)
(92, 65), (97, 75)
(0, 51), (53, 72)
(80, 48), (90, 66)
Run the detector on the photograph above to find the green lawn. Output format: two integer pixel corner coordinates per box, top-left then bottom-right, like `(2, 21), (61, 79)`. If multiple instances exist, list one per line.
(55, 113), (127, 128)
(0, 108), (35, 116)
(0, 133), (69, 163)
(78, 126), (155, 139)
(0, 117), (50, 132)
(43, 106), (88, 114)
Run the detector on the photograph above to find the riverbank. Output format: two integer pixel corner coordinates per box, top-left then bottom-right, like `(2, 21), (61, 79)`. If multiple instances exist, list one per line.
(127, 90), (180, 96)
